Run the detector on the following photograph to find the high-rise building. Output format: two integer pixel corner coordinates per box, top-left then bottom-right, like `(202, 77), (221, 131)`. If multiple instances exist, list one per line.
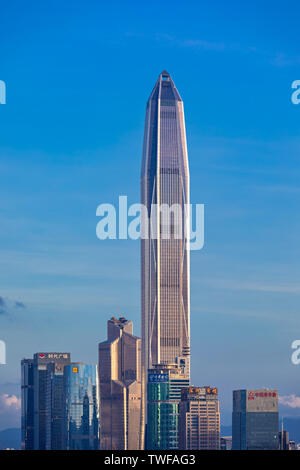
(279, 418), (289, 450)
(21, 352), (71, 450)
(64, 364), (100, 450)
(21, 359), (34, 450)
(141, 70), (190, 436)
(232, 389), (279, 450)
(147, 364), (189, 450)
(279, 430), (289, 450)
(178, 386), (220, 450)
(98, 316), (143, 450)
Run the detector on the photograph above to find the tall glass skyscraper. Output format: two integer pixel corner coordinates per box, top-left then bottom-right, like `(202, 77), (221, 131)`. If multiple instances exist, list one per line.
(147, 365), (189, 450)
(64, 364), (100, 450)
(141, 71), (190, 435)
(21, 352), (71, 450)
(21, 359), (34, 449)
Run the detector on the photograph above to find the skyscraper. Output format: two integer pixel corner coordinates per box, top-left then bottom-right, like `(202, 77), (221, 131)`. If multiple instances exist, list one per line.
(64, 364), (100, 450)
(179, 386), (220, 450)
(21, 359), (34, 450)
(147, 364), (189, 450)
(232, 389), (279, 450)
(141, 71), (191, 433)
(21, 352), (71, 450)
(98, 316), (143, 450)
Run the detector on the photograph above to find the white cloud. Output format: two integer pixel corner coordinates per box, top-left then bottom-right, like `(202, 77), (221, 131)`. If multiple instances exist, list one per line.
(0, 394), (21, 413)
(279, 395), (300, 408)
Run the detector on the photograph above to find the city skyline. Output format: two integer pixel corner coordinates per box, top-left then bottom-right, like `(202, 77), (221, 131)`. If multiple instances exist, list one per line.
(1, 0), (300, 433)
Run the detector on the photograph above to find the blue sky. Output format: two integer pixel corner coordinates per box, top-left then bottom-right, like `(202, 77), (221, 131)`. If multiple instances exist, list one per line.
(1, 0), (300, 429)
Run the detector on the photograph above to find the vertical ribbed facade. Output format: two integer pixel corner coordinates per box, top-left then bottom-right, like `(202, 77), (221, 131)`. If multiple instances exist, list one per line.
(141, 71), (190, 430)
(98, 317), (143, 450)
(179, 386), (220, 450)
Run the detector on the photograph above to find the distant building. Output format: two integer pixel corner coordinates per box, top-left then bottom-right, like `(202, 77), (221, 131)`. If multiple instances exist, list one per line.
(289, 440), (296, 450)
(279, 418), (289, 450)
(147, 364), (189, 450)
(220, 436), (232, 450)
(232, 389), (279, 450)
(179, 386), (220, 450)
(21, 359), (34, 449)
(21, 352), (71, 450)
(98, 316), (143, 450)
(64, 364), (100, 449)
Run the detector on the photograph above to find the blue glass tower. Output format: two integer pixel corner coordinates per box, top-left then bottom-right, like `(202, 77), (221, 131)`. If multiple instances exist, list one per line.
(146, 365), (189, 450)
(64, 364), (100, 450)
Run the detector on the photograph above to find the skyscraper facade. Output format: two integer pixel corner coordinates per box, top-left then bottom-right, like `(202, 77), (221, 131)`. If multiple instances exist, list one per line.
(64, 364), (100, 450)
(21, 359), (34, 449)
(179, 386), (220, 450)
(147, 364), (189, 450)
(98, 316), (143, 450)
(141, 71), (191, 436)
(232, 389), (279, 450)
(21, 352), (71, 450)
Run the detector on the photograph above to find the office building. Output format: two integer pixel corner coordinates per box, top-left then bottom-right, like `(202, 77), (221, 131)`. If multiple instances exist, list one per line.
(21, 352), (71, 450)
(64, 364), (100, 450)
(141, 70), (191, 439)
(232, 389), (279, 450)
(179, 386), (220, 450)
(147, 364), (189, 450)
(21, 359), (34, 449)
(98, 316), (143, 450)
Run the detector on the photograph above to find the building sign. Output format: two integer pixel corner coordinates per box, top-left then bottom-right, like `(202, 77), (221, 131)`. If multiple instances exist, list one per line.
(148, 373), (169, 383)
(38, 353), (69, 360)
(248, 390), (277, 400)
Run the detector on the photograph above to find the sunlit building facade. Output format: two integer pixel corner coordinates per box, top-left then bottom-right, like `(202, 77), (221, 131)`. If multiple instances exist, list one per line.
(141, 71), (191, 434)
(64, 364), (100, 450)
(179, 386), (220, 450)
(98, 316), (143, 450)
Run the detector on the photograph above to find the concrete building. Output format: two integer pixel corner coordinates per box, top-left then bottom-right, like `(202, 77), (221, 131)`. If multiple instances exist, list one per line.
(232, 389), (279, 450)
(179, 386), (220, 450)
(98, 316), (143, 450)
